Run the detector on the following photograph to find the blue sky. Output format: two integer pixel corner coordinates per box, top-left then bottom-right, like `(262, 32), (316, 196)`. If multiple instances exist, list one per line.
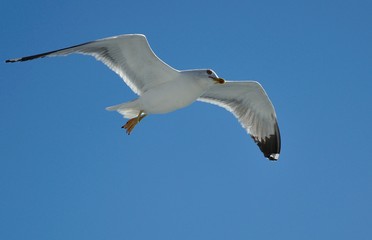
(1, 0), (371, 239)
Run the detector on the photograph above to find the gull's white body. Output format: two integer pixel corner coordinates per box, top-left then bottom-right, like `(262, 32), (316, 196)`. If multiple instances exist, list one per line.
(108, 70), (215, 118)
(6, 34), (281, 160)
(141, 74), (213, 114)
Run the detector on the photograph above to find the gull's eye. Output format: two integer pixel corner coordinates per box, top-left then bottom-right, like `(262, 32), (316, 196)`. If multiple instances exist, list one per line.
(206, 69), (213, 75)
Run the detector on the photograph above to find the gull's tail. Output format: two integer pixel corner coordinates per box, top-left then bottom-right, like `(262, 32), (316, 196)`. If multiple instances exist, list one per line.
(106, 99), (142, 119)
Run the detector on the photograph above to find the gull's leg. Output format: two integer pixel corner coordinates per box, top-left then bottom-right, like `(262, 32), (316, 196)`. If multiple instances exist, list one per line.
(121, 111), (147, 135)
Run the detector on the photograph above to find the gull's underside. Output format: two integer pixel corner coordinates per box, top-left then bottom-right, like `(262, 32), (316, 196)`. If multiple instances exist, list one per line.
(5, 34), (281, 160)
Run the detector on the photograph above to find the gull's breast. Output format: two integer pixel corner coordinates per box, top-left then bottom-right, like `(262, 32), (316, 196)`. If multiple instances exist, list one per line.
(140, 79), (208, 114)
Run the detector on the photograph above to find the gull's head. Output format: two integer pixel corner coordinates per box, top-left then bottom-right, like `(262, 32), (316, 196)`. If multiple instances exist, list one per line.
(204, 69), (225, 84)
(183, 69), (225, 88)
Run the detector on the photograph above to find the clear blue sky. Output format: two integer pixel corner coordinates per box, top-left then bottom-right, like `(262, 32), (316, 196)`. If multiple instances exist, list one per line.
(1, 0), (371, 239)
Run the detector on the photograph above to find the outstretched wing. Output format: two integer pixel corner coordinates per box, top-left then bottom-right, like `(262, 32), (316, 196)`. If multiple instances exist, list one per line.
(6, 34), (179, 95)
(198, 81), (281, 160)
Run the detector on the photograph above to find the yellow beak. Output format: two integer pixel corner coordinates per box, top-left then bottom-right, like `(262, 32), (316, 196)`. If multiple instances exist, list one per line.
(210, 76), (225, 84)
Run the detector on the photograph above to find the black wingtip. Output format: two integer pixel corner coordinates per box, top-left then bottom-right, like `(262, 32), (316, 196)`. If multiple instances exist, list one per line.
(5, 39), (96, 65)
(255, 122), (281, 161)
(5, 55), (42, 63)
(5, 59), (17, 63)
(5, 57), (29, 63)
(267, 153), (279, 161)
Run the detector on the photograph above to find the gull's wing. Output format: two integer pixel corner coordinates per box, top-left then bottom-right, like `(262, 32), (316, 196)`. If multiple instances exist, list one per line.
(5, 34), (179, 95)
(198, 81), (281, 160)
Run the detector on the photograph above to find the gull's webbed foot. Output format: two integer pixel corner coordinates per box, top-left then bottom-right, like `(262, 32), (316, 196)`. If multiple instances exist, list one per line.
(121, 111), (147, 135)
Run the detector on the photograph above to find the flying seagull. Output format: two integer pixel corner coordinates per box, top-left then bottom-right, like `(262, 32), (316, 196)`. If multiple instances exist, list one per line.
(5, 34), (281, 160)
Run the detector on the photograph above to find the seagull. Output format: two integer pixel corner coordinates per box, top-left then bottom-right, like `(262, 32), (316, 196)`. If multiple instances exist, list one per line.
(5, 34), (281, 160)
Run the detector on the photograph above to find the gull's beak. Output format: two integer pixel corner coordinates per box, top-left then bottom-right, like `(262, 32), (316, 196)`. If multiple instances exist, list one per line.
(209, 76), (225, 84)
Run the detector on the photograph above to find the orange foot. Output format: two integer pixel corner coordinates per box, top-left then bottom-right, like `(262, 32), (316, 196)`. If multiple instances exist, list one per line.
(121, 111), (146, 135)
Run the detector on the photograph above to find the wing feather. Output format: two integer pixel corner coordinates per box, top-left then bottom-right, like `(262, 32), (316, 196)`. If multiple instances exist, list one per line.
(198, 81), (281, 160)
(6, 34), (179, 95)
